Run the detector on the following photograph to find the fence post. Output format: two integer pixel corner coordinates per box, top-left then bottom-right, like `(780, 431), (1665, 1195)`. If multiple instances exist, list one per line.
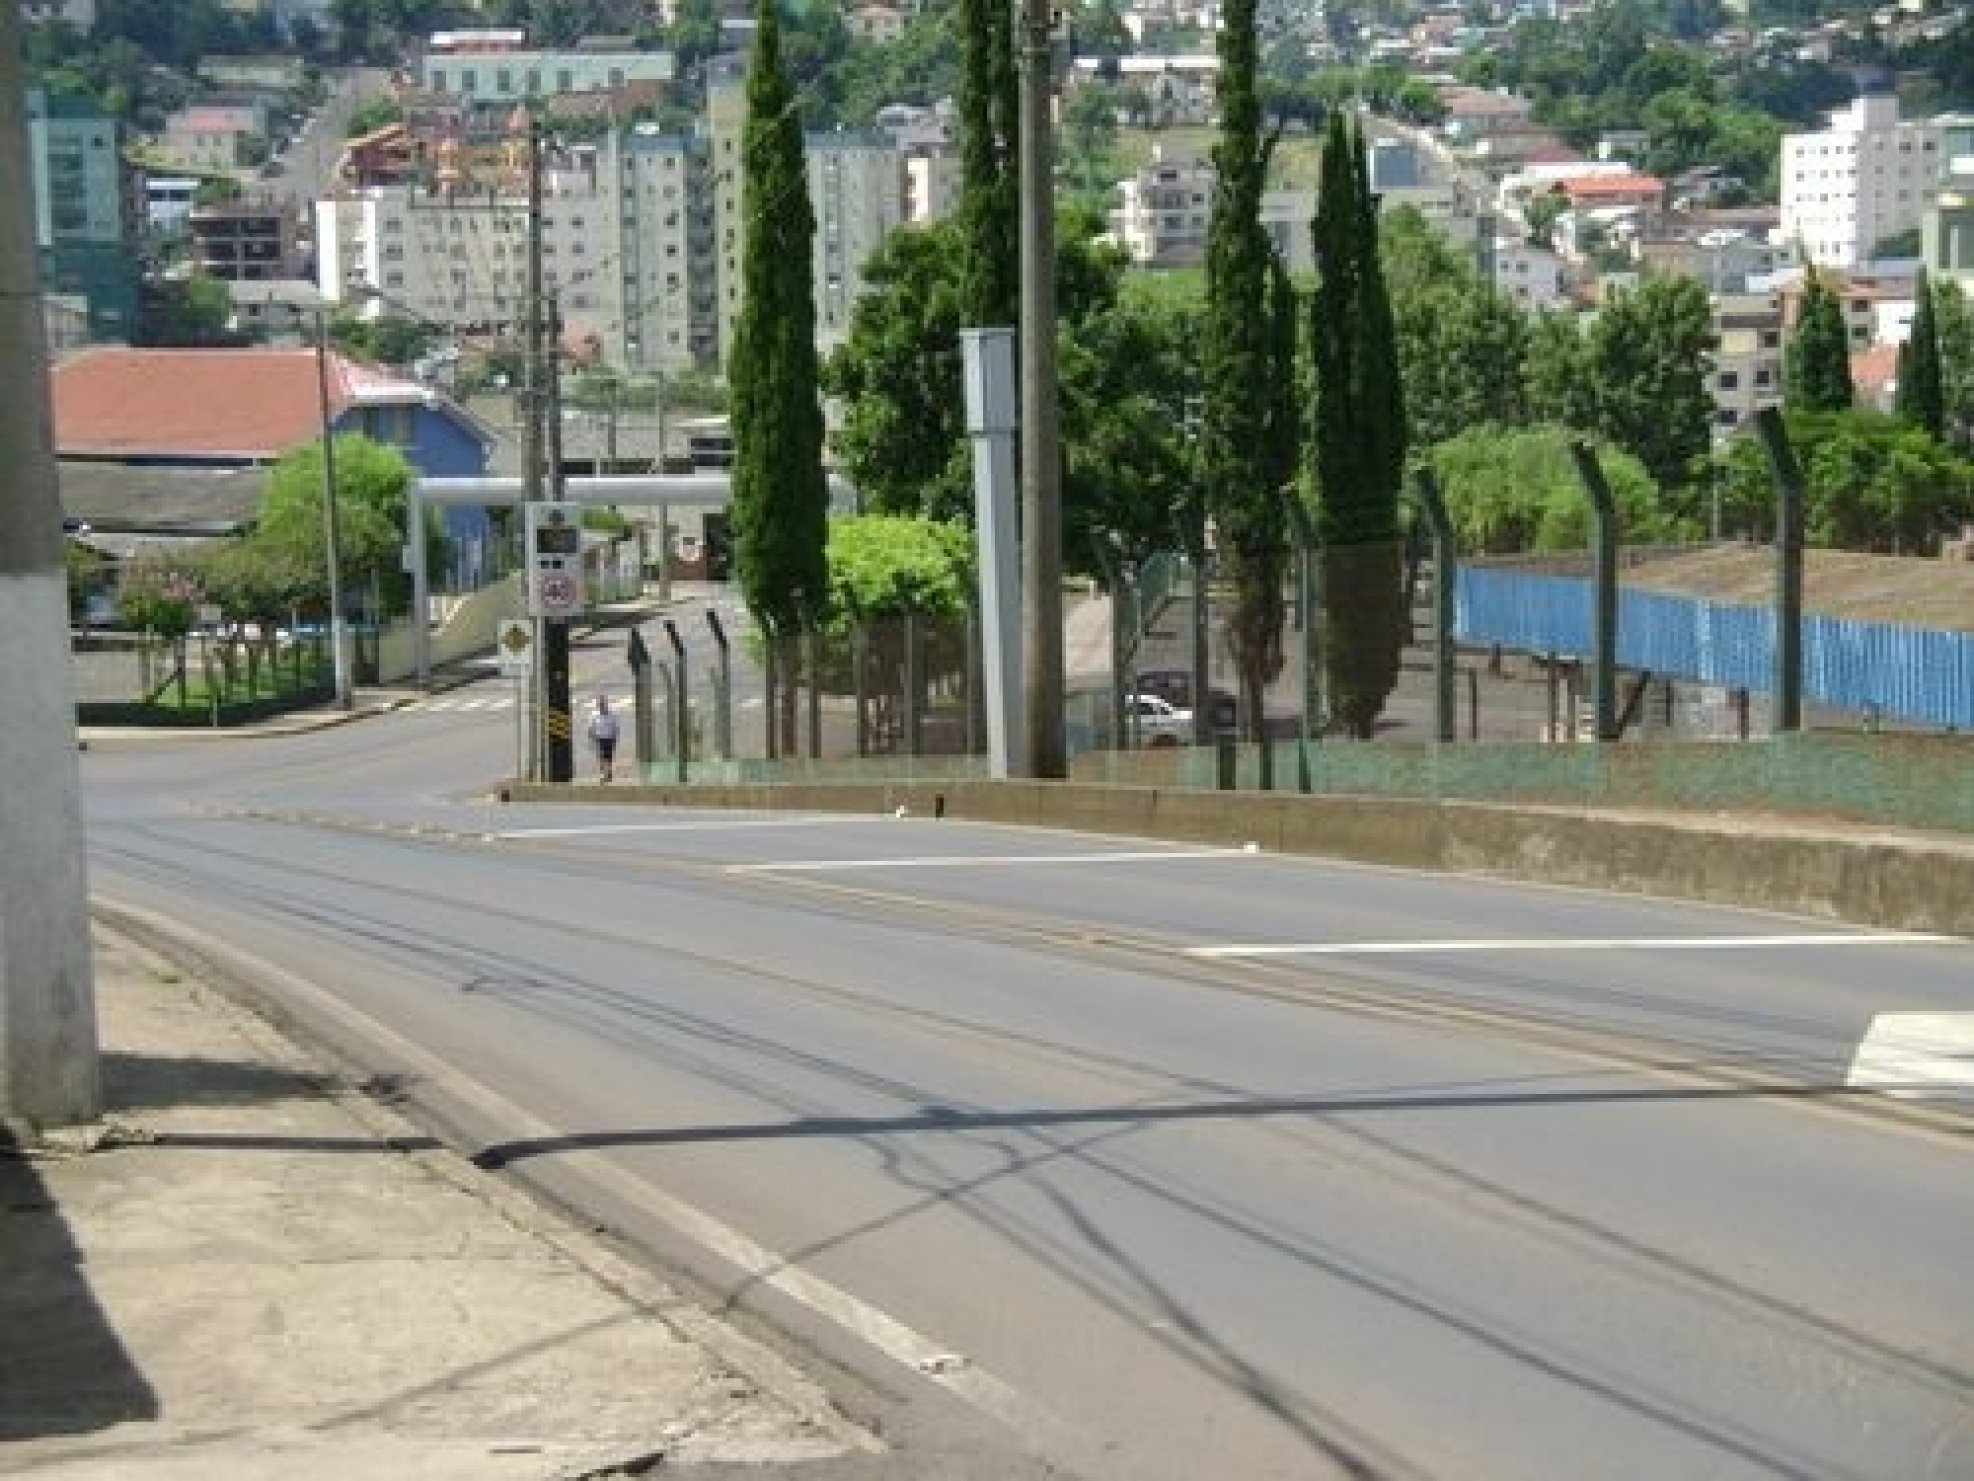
(1567, 441), (1621, 742)
(1754, 407), (1804, 734)
(1409, 466), (1458, 744)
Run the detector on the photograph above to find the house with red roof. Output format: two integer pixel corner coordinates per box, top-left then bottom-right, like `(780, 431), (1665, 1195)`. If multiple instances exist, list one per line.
(51, 347), (496, 584)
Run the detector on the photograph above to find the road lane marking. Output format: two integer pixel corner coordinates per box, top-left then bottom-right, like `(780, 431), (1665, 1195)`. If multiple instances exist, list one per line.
(1188, 932), (1955, 959)
(1846, 1013), (1974, 1100)
(731, 848), (1254, 873)
(491, 816), (877, 840)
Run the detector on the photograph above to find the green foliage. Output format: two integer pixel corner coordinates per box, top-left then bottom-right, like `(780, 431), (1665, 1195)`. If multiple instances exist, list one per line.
(330, 313), (435, 367)
(1584, 273), (1718, 493)
(343, 96), (404, 138)
(1379, 206), (1530, 454)
(957, 0), (1018, 327)
(824, 514), (975, 623)
(1311, 112), (1407, 739)
(1933, 275), (1974, 452)
(257, 433), (416, 615)
(115, 557), (201, 639)
(1895, 266), (1946, 440)
(1430, 426), (1683, 553)
(137, 273), (239, 348)
(729, 0), (830, 645)
(1786, 267), (1856, 413)
(1201, 0), (1288, 737)
(1712, 411), (1974, 551)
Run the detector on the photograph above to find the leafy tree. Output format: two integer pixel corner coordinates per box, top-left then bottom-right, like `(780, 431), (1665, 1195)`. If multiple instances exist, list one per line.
(1711, 410), (1974, 551)
(1202, 0), (1288, 742)
(114, 557), (200, 640)
(1785, 267), (1855, 413)
(1430, 426), (1682, 553)
(1524, 309), (1598, 429)
(257, 433), (415, 617)
(1584, 272), (1717, 494)
(666, 0), (726, 82)
(1311, 111), (1406, 739)
(729, 0), (830, 752)
(1380, 205), (1528, 448)
(1895, 265), (1945, 439)
(135, 274), (239, 348)
(1933, 274), (1974, 452)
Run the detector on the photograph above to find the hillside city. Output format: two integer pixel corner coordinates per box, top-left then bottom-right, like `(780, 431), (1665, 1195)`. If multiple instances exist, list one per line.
(17, 0), (1974, 626)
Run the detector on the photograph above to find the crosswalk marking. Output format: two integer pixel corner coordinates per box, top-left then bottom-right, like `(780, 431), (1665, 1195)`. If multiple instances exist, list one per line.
(408, 695), (516, 713)
(1847, 1013), (1974, 1101)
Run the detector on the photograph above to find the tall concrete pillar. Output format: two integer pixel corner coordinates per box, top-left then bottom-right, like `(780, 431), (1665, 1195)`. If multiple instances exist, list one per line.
(0, 9), (100, 1128)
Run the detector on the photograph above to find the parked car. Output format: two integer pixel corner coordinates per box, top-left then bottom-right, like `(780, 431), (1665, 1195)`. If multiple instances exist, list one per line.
(1133, 669), (1238, 733)
(1127, 693), (1193, 747)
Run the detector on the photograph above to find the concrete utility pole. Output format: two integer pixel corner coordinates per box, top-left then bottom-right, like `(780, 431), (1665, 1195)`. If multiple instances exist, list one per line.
(1017, 0), (1064, 778)
(311, 307), (353, 709)
(0, 10), (100, 1127)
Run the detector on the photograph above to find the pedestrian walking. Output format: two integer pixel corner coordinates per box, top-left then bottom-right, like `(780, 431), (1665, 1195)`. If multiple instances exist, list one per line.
(587, 694), (620, 783)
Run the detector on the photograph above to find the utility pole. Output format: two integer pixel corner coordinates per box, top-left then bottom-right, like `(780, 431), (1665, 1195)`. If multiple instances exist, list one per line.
(1018, 0), (1064, 777)
(0, 7), (99, 1127)
(311, 307), (353, 709)
(542, 288), (573, 782)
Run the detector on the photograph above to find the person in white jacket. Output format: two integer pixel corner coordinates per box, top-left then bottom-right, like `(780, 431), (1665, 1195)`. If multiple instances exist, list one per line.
(586, 694), (621, 783)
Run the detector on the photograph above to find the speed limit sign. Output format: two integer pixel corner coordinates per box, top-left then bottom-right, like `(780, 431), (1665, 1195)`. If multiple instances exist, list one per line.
(525, 502), (587, 617)
(537, 572), (577, 613)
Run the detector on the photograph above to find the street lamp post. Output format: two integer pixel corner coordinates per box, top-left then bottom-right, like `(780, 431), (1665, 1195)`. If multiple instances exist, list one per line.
(311, 307), (353, 709)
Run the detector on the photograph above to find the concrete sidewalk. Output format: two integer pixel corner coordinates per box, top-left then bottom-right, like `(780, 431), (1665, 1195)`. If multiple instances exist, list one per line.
(0, 928), (877, 1479)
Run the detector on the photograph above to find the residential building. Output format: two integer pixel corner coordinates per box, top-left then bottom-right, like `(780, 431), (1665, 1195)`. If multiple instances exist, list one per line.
(417, 37), (677, 106)
(811, 137), (906, 353)
(1920, 114), (1974, 293)
(189, 192), (306, 281)
(1709, 290), (1786, 434)
(1779, 87), (1945, 268)
(19, 0), (96, 27)
(1110, 144), (1212, 267)
(159, 101), (269, 174)
(25, 86), (135, 342)
(602, 124), (716, 373)
(49, 346), (498, 588)
(1491, 239), (1567, 310)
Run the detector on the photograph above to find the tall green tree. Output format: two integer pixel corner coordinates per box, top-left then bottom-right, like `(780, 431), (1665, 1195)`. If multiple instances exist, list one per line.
(957, 0), (1018, 326)
(257, 432), (417, 616)
(728, 0), (829, 751)
(1201, 0), (1287, 742)
(1380, 206), (1528, 448)
(1310, 112), (1407, 739)
(1933, 274), (1974, 453)
(1895, 265), (1946, 439)
(1584, 272), (1717, 494)
(1786, 266), (1855, 413)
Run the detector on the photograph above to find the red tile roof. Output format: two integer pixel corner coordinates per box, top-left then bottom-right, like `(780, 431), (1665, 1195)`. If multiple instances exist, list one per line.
(1557, 172), (1665, 200)
(50, 347), (396, 460)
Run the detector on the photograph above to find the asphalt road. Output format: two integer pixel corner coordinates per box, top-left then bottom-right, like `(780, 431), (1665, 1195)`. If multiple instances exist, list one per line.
(80, 686), (1974, 1480)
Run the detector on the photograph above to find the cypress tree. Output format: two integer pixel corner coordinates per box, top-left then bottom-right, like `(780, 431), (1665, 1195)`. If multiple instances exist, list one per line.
(729, 0), (829, 753)
(1895, 265), (1945, 438)
(1312, 112), (1407, 739)
(957, 0), (1017, 327)
(1785, 267), (1855, 413)
(1200, 0), (1286, 743)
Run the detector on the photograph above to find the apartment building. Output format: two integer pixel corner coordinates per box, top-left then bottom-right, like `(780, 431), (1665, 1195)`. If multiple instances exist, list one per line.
(1709, 290), (1785, 434)
(25, 86), (134, 341)
(417, 35), (677, 106)
(1921, 114), (1974, 293)
(189, 193), (306, 281)
(1109, 144), (1212, 267)
(1779, 88), (1944, 269)
(159, 101), (269, 174)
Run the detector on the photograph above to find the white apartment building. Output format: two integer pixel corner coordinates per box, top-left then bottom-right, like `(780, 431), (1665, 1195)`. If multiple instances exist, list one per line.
(1779, 89), (1944, 268)
(1709, 291), (1785, 434)
(417, 41), (676, 104)
(1110, 145), (1212, 267)
(810, 139), (906, 353)
(707, 68), (912, 360)
(316, 135), (716, 375)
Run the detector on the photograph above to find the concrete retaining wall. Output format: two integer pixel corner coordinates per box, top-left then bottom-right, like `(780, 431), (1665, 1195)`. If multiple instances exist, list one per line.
(501, 778), (1974, 936)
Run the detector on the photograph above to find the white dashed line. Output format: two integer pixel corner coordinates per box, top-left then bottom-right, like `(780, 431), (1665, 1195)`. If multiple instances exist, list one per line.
(1187, 933), (1956, 959)
(729, 848), (1256, 874)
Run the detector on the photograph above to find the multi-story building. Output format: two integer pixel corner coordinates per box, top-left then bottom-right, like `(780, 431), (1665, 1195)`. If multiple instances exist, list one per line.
(1779, 87), (1945, 269)
(158, 101), (269, 174)
(19, 0), (96, 28)
(706, 67), (910, 359)
(1109, 144), (1212, 267)
(810, 137), (905, 352)
(1921, 114), (1974, 294)
(1709, 290), (1785, 435)
(189, 192), (306, 281)
(25, 86), (134, 342)
(317, 127), (718, 376)
(417, 34), (677, 106)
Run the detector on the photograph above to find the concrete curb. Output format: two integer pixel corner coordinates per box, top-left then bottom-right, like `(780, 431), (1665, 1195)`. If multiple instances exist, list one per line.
(500, 778), (1974, 937)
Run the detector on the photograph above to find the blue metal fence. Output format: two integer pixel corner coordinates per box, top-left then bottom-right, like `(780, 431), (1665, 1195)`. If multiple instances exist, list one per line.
(1455, 567), (1974, 728)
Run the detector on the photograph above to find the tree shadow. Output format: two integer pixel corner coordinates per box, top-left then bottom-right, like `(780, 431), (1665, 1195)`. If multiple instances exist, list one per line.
(0, 1128), (158, 1440)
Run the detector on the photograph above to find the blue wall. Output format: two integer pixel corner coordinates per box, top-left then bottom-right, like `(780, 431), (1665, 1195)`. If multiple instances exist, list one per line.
(1455, 566), (1974, 728)
(335, 404), (493, 588)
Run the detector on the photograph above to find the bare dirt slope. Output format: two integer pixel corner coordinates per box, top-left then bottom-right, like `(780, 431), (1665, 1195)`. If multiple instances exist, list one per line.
(1624, 545), (1974, 631)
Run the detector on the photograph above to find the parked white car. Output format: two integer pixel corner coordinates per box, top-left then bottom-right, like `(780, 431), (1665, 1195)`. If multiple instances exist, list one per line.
(1128, 693), (1194, 746)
